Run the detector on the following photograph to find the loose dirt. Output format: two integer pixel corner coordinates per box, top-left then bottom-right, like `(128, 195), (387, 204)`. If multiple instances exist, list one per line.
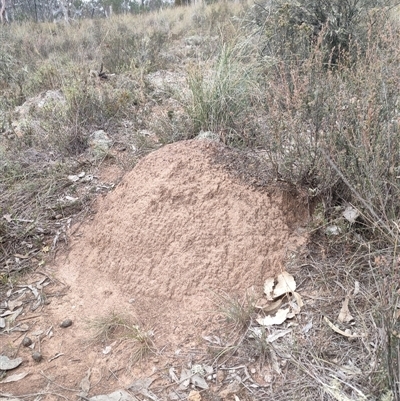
(2, 139), (308, 399)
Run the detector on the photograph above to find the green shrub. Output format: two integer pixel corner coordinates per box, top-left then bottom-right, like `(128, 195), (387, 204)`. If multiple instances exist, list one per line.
(251, 0), (395, 66)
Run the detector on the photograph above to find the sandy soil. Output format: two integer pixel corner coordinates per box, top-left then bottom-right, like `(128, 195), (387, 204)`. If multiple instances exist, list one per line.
(1, 139), (308, 400)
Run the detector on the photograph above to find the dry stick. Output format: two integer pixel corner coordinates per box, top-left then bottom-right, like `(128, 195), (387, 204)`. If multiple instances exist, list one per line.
(321, 150), (394, 241)
(17, 314), (42, 321)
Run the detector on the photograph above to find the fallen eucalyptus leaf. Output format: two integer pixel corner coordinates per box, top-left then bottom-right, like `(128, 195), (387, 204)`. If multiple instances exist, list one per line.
(80, 368), (91, 394)
(323, 316), (361, 338)
(178, 368), (192, 389)
(191, 374), (209, 389)
(7, 300), (23, 311)
(1, 372), (29, 383)
(0, 355), (23, 370)
(129, 377), (158, 400)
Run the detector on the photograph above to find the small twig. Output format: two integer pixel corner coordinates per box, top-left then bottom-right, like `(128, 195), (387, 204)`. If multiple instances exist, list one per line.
(107, 367), (121, 381)
(17, 314), (42, 321)
(49, 352), (64, 362)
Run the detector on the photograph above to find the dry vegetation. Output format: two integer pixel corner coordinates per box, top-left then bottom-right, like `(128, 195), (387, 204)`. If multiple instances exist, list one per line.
(2, 0), (400, 399)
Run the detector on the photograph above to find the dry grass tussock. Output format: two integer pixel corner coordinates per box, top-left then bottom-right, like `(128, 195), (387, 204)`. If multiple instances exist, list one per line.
(1, 0), (400, 399)
(86, 311), (156, 364)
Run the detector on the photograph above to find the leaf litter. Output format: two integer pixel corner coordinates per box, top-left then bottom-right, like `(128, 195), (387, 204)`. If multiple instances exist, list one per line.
(256, 272), (303, 326)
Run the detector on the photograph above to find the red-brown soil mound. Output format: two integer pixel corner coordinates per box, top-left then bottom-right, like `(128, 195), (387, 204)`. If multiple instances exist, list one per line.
(3, 140), (308, 397)
(58, 140), (307, 339)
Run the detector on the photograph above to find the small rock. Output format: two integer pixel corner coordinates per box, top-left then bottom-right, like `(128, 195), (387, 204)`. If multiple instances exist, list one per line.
(22, 337), (32, 347)
(89, 130), (112, 157)
(32, 351), (42, 362)
(60, 319), (73, 328)
(195, 131), (219, 142)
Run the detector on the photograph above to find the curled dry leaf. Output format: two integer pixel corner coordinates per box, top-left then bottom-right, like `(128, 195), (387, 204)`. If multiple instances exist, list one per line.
(255, 298), (283, 313)
(263, 278), (275, 301)
(256, 308), (290, 327)
(289, 292), (303, 315)
(263, 272), (297, 300)
(273, 272), (296, 298)
(338, 297), (354, 323)
(257, 277), (302, 326)
(323, 316), (362, 338)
